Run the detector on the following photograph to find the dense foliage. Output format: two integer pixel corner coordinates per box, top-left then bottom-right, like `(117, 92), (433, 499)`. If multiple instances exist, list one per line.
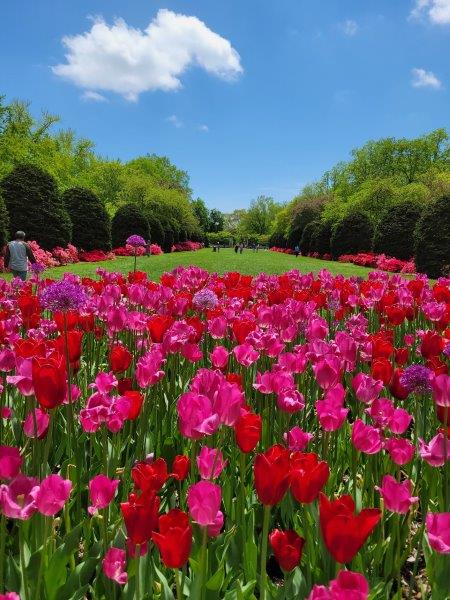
(331, 211), (374, 260)
(0, 193), (9, 248)
(299, 221), (318, 254)
(373, 201), (423, 260)
(310, 220), (332, 256)
(1, 163), (71, 249)
(414, 196), (450, 278)
(111, 203), (150, 249)
(63, 187), (111, 251)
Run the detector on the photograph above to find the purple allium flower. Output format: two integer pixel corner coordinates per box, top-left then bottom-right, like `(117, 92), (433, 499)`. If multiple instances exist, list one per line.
(126, 235), (146, 248)
(400, 364), (433, 394)
(40, 279), (87, 312)
(443, 343), (450, 357)
(31, 262), (46, 275)
(192, 288), (219, 311)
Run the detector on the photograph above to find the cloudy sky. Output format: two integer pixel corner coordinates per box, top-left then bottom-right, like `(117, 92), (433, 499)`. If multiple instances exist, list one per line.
(1, 0), (450, 210)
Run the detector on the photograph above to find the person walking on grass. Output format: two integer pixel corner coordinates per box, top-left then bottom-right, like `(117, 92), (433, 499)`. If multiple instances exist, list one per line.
(4, 231), (36, 281)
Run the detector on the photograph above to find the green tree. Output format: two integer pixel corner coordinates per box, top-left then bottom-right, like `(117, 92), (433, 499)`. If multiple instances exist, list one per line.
(208, 209), (225, 233)
(241, 195), (281, 236)
(63, 187), (111, 251)
(414, 196), (450, 278)
(111, 203), (150, 248)
(330, 211), (374, 259)
(374, 202), (422, 259)
(1, 163), (72, 249)
(0, 192), (9, 248)
(191, 198), (210, 233)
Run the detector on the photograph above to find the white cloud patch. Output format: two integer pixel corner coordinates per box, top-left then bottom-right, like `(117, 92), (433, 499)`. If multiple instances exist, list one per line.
(81, 90), (107, 102)
(53, 9), (243, 101)
(166, 115), (183, 128)
(411, 0), (450, 24)
(411, 67), (442, 88)
(198, 124), (209, 132)
(339, 19), (359, 36)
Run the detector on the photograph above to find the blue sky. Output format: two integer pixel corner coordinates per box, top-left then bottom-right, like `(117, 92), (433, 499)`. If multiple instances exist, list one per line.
(1, 1), (449, 211)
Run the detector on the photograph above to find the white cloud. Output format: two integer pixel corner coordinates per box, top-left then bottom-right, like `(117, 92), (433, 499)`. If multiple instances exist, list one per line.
(340, 19), (359, 36)
(81, 90), (107, 102)
(411, 67), (442, 88)
(166, 115), (183, 128)
(410, 0), (450, 24)
(53, 9), (243, 101)
(198, 124), (209, 132)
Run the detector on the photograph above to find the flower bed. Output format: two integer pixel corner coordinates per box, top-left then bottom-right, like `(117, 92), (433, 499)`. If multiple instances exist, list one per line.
(172, 241), (203, 252)
(0, 266), (449, 599)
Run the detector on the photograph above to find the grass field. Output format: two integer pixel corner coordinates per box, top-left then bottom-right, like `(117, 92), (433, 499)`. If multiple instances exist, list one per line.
(0, 248), (379, 280)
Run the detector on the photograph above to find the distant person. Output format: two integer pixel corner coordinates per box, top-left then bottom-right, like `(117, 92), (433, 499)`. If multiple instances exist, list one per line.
(234, 244), (239, 254)
(4, 231), (36, 281)
(294, 245), (300, 257)
(239, 243), (244, 254)
(145, 241), (152, 256)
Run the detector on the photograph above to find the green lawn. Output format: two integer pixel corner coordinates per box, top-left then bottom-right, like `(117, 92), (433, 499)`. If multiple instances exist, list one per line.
(1, 248), (378, 280)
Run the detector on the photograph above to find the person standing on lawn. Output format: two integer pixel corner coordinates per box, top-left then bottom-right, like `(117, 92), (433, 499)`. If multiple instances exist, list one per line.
(4, 231), (36, 281)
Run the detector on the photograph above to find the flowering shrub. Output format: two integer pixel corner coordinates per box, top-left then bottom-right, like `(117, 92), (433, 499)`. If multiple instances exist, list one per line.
(0, 265), (449, 599)
(51, 244), (79, 265)
(78, 249), (116, 262)
(113, 245), (146, 257)
(172, 241), (203, 252)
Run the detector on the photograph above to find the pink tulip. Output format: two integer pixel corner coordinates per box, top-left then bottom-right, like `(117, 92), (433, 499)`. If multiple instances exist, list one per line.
(277, 389), (305, 413)
(312, 356), (342, 390)
(233, 343), (260, 367)
(32, 474), (72, 516)
(375, 475), (418, 514)
(329, 570), (369, 600)
(7, 357), (34, 396)
(0, 474), (39, 519)
(335, 331), (357, 370)
(23, 408), (50, 439)
(177, 392), (220, 439)
(187, 481), (221, 526)
(384, 438), (415, 465)
(316, 384), (349, 432)
(306, 317), (328, 341)
(0, 446), (22, 480)
(88, 474), (119, 515)
(106, 306), (128, 333)
(307, 585), (330, 600)
(0, 592), (21, 600)
(197, 447), (227, 480)
(419, 433), (450, 467)
(367, 398), (394, 428)
(135, 348), (165, 387)
(208, 316), (227, 339)
(352, 373), (383, 404)
(181, 343), (203, 363)
(426, 512), (450, 554)
(210, 346), (229, 369)
(431, 374), (450, 407)
(207, 510), (224, 537)
(352, 419), (382, 454)
(283, 426), (314, 451)
(0, 348), (16, 372)
(102, 547), (128, 585)
(90, 371), (118, 394)
(388, 408), (412, 434)
(277, 352), (307, 374)
(254, 370), (294, 395)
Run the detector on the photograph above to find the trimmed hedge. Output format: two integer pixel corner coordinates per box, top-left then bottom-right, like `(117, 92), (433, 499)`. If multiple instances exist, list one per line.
(300, 221), (319, 255)
(373, 202), (422, 260)
(0, 194), (9, 249)
(310, 220), (332, 255)
(330, 211), (374, 260)
(162, 229), (174, 253)
(147, 214), (165, 247)
(1, 164), (71, 250)
(414, 196), (450, 278)
(63, 187), (111, 251)
(112, 204), (150, 248)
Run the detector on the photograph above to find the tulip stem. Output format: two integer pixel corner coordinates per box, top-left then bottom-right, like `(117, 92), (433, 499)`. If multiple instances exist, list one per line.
(19, 524), (30, 600)
(174, 568), (182, 599)
(443, 406), (448, 511)
(0, 515), (5, 593)
(34, 516), (50, 600)
(135, 545), (141, 600)
(259, 505), (270, 600)
(199, 526), (208, 600)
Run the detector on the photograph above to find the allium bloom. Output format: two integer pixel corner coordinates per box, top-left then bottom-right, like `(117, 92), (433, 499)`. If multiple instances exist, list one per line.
(187, 481), (222, 526)
(152, 509), (193, 568)
(40, 279), (87, 312)
(426, 512), (450, 554)
(192, 288), (219, 311)
(375, 475), (418, 514)
(31, 261), (46, 274)
(319, 493), (381, 564)
(352, 419), (383, 455)
(0, 474), (39, 519)
(254, 444), (290, 506)
(88, 474), (119, 515)
(269, 529), (305, 571)
(400, 364), (432, 394)
(0, 446), (22, 480)
(283, 426), (314, 452)
(197, 446), (227, 479)
(32, 474), (72, 516)
(102, 547), (128, 585)
(126, 235), (146, 247)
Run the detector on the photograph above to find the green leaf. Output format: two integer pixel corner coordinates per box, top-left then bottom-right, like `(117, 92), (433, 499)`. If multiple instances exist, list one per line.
(153, 563), (175, 600)
(44, 524), (82, 600)
(206, 565), (225, 591)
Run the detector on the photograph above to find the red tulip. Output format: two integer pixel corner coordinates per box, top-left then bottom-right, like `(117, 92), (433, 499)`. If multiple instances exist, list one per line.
(319, 493), (381, 564)
(232, 319), (256, 345)
(109, 344), (132, 374)
(117, 377), (133, 395)
(125, 391), (144, 420)
(254, 444), (290, 505)
(235, 412), (262, 453)
(390, 368), (409, 400)
(420, 331), (444, 359)
(32, 354), (66, 409)
(131, 458), (168, 493)
(269, 529), (305, 571)
(290, 452), (329, 504)
(394, 348), (409, 367)
(152, 509), (192, 568)
(147, 315), (174, 343)
(171, 455), (190, 481)
(371, 357), (393, 385)
(120, 490), (160, 547)
(54, 330), (83, 364)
